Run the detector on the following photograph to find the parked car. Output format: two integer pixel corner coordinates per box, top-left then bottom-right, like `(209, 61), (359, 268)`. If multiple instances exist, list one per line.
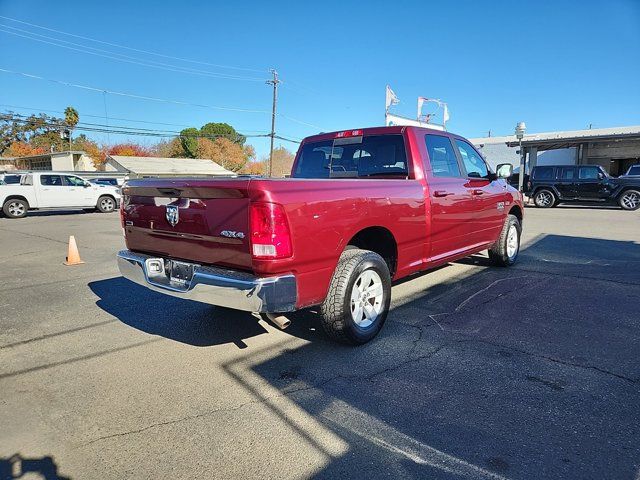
(117, 126), (524, 345)
(1, 172), (121, 218)
(528, 165), (640, 210)
(89, 177), (122, 187)
(621, 164), (640, 177)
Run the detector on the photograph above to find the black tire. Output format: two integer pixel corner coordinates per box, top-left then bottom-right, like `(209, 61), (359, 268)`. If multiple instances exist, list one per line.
(618, 189), (640, 211)
(533, 189), (556, 208)
(320, 248), (391, 345)
(2, 198), (29, 218)
(96, 195), (116, 213)
(489, 214), (521, 267)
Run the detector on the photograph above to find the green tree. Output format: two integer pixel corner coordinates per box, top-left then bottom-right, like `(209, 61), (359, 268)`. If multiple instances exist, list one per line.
(200, 122), (245, 145)
(64, 106), (79, 128)
(179, 127), (200, 158)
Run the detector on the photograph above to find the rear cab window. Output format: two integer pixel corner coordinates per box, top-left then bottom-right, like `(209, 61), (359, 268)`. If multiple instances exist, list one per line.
(293, 134), (409, 179)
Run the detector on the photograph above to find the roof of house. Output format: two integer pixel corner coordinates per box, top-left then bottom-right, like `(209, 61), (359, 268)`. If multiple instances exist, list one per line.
(107, 155), (234, 176)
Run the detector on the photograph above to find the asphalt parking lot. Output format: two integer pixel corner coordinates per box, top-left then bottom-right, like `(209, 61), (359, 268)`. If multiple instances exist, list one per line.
(0, 205), (639, 479)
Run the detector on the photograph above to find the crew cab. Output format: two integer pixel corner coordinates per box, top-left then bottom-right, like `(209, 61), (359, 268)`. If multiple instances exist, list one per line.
(1, 172), (121, 218)
(528, 165), (640, 210)
(117, 126), (524, 344)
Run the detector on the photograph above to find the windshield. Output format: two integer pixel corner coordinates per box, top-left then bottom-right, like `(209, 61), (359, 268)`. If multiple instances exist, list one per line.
(293, 134), (408, 179)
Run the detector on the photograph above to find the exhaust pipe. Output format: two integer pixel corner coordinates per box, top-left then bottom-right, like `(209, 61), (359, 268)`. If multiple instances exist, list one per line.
(266, 313), (291, 330)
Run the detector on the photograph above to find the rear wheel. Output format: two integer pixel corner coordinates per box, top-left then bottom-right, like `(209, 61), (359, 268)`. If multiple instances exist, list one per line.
(533, 189), (556, 208)
(489, 214), (521, 267)
(618, 189), (640, 210)
(96, 195), (116, 213)
(2, 198), (28, 218)
(320, 248), (391, 345)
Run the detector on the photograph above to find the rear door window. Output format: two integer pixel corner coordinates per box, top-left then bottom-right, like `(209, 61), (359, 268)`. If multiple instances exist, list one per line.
(293, 134), (408, 179)
(533, 167), (555, 180)
(40, 175), (64, 186)
(578, 166), (599, 180)
(559, 167), (575, 180)
(425, 135), (461, 177)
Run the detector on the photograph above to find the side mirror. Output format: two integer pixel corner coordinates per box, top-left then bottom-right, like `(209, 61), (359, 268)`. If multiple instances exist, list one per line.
(496, 163), (513, 179)
(84, 182), (91, 188)
(597, 172), (604, 180)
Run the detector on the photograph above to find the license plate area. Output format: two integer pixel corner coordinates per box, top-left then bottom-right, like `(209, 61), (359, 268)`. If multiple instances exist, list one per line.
(167, 260), (194, 287)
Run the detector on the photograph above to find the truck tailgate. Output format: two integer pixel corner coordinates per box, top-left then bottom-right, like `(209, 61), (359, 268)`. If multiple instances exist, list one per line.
(122, 178), (252, 270)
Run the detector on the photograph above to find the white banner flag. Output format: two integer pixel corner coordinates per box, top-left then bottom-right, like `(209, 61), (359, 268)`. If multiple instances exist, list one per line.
(385, 85), (400, 110)
(443, 103), (450, 124)
(417, 97), (428, 119)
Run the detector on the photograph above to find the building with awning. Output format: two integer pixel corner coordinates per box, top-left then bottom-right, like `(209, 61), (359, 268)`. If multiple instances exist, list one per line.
(471, 125), (640, 176)
(106, 155), (235, 178)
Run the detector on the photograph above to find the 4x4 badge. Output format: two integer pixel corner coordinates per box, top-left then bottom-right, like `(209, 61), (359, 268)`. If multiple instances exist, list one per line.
(497, 202), (505, 211)
(166, 205), (179, 226)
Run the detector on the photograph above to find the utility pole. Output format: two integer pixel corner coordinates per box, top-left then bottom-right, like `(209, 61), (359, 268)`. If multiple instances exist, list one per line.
(266, 69), (280, 177)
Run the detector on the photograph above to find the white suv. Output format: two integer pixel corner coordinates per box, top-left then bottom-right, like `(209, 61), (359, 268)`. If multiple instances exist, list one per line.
(1, 172), (121, 219)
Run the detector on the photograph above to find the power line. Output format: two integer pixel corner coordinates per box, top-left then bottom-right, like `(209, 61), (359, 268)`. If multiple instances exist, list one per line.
(0, 15), (267, 74)
(0, 67), (270, 114)
(0, 25), (267, 82)
(0, 113), (294, 142)
(0, 103), (269, 133)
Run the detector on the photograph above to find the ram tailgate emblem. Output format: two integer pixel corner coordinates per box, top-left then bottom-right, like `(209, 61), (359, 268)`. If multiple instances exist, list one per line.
(166, 205), (179, 226)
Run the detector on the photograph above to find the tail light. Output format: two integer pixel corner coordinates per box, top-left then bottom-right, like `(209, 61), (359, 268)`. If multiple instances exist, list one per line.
(249, 202), (292, 259)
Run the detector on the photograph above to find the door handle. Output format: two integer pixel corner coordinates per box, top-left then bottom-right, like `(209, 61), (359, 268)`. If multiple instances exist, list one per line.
(472, 189), (485, 195)
(433, 190), (454, 197)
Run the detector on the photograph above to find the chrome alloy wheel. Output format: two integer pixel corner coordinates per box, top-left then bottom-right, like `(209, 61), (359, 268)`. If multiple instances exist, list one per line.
(506, 224), (519, 259)
(621, 191), (640, 210)
(100, 197), (115, 211)
(8, 201), (25, 217)
(536, 191), (553, 207)
(350, 269), (384, 328)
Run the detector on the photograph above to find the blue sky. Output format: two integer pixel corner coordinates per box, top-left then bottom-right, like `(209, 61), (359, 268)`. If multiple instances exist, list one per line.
(1, 0), (639, 159)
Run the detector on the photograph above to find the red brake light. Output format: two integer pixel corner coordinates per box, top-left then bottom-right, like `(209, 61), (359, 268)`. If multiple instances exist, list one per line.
(249, 202), (292, 259)
(335, 129), (363, 138)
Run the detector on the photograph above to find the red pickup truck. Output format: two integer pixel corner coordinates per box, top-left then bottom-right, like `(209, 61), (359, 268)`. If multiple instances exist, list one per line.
(117, 126), (523, 344)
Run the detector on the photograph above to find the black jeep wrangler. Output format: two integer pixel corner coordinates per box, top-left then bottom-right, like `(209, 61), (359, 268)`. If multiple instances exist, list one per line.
(528, 165), (640, 210)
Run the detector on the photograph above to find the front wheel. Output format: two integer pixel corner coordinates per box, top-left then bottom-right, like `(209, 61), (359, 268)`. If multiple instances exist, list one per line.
(96, 195), (116, 213)
(489, 214), (521, 267)
(320, 248), (391, 345)
(2, 198), (29, 218)
(618, 190), (640, 210)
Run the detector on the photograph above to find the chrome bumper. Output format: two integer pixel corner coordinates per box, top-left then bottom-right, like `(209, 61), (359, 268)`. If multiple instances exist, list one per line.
(116, 250), (297, 313)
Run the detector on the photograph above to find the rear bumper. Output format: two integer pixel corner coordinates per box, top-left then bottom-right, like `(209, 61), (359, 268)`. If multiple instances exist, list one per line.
(116, 250), (297, 313)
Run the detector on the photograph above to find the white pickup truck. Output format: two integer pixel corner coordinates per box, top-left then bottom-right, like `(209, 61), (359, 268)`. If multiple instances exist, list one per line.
(1, 172), (121, 219)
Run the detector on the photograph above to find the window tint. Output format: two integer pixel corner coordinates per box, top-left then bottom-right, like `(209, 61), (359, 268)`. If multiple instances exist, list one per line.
(455, 139), (488, 178)
(579, 166), (599, 180)
(627, 165), (640, 176)
(40, 175), (63, 186)
(64, 175), (86, 186)
(293, 135), (408, 179)
(425, 135), (461, 177)
(533, 167), (554, 180)
(559, 167), (575, 180)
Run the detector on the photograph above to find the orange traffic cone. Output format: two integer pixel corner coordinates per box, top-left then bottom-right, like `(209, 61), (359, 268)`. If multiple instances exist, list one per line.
(63, 235), (85, 266)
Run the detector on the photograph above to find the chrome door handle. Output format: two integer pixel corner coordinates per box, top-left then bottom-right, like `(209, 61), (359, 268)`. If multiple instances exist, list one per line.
(433, 190), (453, 197)
(472, 189), (484, 195)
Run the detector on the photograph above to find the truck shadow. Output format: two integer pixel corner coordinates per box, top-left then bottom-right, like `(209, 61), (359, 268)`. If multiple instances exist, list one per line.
(226, 234), (640, 479)
(87, 234), (640, 478)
